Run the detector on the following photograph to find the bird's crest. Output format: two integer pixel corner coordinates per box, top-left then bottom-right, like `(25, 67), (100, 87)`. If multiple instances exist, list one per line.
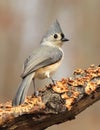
(42, 20), (63, 40)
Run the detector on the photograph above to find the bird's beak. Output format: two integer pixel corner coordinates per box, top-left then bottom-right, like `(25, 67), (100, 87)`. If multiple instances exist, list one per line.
(62, 37), (69, 42)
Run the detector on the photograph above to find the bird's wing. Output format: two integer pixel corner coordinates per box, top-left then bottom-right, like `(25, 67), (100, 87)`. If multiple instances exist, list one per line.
(21, 46), (63, 78)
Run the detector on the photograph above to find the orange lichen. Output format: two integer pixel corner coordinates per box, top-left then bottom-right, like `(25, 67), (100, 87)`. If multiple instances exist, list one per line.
(72, 91), (80, 99)
(0, 96), (45, 126)
(52, 81), (68, 93)
(65, 98), (74, 111)
(97, 80), (100, 85)
(61, 93), (69, 99)
(68, 77), (84, 86)
(85, 82), (97, 95)
(74, 68), (84, 75)
(53, 65), (100, 110)
(61, 91), (80, 110)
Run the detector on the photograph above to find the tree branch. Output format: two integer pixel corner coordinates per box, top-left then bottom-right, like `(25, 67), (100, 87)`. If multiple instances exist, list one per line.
(0, 65), (100, 130)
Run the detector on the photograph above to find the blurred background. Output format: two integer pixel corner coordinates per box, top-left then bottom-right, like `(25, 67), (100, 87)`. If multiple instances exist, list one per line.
(0, 0), (100, 130)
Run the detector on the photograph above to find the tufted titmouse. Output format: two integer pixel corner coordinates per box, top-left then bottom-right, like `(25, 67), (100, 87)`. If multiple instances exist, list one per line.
(12, 20), (69, 106)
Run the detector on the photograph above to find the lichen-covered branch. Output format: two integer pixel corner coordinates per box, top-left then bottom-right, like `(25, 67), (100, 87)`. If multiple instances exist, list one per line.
(0, 65), (100, 130)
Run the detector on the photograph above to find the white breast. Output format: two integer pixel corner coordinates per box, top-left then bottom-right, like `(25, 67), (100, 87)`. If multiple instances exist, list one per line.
(35, 60), (62, 79)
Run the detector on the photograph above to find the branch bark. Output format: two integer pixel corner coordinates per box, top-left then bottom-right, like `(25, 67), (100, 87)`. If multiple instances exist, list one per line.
(0, 65), (100, 130)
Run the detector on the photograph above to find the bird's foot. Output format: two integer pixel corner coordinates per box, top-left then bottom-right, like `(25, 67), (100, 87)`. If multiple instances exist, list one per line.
(50, 77), (56, 86)
(33, 90), (39, 97)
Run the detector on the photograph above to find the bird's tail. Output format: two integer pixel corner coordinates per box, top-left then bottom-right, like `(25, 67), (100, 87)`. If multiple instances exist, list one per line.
(12, 73), (35, 106)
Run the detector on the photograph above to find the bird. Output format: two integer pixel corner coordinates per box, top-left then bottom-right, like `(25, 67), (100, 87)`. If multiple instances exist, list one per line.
(12, 20), (69, 106)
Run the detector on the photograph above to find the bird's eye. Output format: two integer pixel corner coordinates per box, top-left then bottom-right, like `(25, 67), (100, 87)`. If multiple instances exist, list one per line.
(61, 33), (64, 39)
(54, 34), (58, 39)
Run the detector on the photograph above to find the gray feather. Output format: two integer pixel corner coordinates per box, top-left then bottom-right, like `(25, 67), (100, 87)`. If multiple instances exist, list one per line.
(12, 73), (34, 106)
(21, 46), (63, 78)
